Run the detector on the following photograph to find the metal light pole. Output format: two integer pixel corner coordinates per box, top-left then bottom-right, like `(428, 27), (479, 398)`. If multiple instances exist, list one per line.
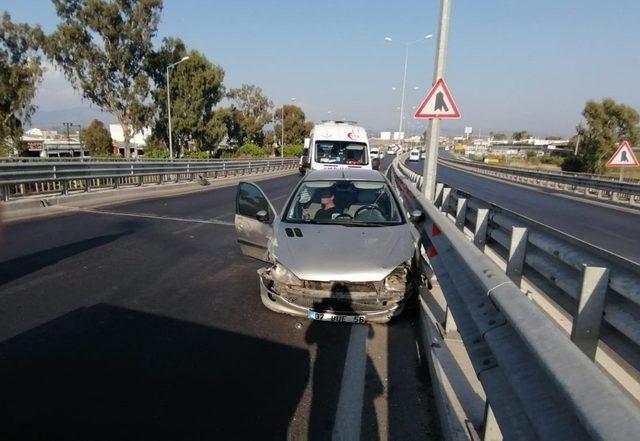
(385, 35), (432, 147)
(166, 56), (190, 160)
(422, 0), (452, 200)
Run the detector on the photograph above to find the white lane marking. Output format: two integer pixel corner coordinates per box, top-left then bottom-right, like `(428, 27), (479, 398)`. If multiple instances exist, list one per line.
(62, 206), (235, 226)
(332, 324), (368, 441)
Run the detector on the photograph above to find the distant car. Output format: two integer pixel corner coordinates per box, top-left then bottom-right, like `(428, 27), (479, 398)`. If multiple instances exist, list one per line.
(370, 147), (380, 159)
(420, 150), (426, 160)
(378, 149), (385, 160)
(387, 145), (397, 155)
(409, 149), (420, 161)
(234, 169), (423, 323)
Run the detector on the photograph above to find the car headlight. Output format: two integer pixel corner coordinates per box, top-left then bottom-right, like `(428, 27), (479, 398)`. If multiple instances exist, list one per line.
(384, 264), (409, 291)
(271, 263), (304, 287)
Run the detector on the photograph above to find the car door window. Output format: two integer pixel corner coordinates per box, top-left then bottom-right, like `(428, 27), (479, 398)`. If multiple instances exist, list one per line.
(237, 182), (270, 220)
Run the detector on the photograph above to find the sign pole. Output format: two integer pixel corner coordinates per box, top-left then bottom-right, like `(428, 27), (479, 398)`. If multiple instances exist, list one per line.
(422, 0), (453, 200)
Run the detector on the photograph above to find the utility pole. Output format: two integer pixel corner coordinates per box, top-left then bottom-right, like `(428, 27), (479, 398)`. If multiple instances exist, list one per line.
(422, 0), (453, 200)
(63, 122), (73, 157)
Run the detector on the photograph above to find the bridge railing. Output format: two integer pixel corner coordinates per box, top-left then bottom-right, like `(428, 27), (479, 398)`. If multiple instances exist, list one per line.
(0, 158), (298, 201)
(439, 156), (640, 206)
(390, 154), (640, 440)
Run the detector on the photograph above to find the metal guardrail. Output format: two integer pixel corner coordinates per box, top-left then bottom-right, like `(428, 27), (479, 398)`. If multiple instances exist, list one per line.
(439, 156), (640, 206)
(0, 158), (298, 201)
(0, 156), (256, 163)
(389, 154), (640, 440)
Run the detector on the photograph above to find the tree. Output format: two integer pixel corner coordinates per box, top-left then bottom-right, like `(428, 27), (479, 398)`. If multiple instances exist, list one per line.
(146, 38), (226, 157)
(228, 84), (273, 146)
(512, 131), (531, 141)
(216, 106), (244, 146)
(572, 99), (640, 173)
(272, 104), (313, 147)
(0, 13), (43, 154)
(45, 0), (163, 157)
(80, 119), (113, 156)
(492, 133), (508, 141)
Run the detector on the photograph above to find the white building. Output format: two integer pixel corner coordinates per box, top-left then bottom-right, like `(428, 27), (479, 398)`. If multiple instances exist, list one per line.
(109, 124), (151, 146)
(109, 124), (151, 157)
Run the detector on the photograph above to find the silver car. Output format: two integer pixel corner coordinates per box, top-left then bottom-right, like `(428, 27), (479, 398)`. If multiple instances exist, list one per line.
(234, 169), (423, 323)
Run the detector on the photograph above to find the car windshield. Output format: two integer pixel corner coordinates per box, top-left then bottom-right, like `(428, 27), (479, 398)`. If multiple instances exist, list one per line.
(315, 141), (369, 165)
(285, 180), (403, 225)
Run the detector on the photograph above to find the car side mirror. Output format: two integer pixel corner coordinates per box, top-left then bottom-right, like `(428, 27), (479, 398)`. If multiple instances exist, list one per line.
(372, 158), (381, 171)
(256, 210), (270, 223)
(302, 156), (310, 168)
(408, 210), (424, 223)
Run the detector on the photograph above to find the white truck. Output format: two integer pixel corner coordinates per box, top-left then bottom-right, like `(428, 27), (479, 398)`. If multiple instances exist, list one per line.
(305, 121), (376, 171)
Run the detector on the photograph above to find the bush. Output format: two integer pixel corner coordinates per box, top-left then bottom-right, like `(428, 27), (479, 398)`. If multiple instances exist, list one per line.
(144, 148), (170, 159)
(561, 154), (585, 172)
(182, 150), (210, 159)
(540, 156), (564, 165)
(236, 144), (266, 158)
(281, 144), (303, 157)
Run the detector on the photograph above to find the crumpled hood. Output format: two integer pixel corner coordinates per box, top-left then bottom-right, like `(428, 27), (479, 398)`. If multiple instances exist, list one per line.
(271, 223), (416, 282)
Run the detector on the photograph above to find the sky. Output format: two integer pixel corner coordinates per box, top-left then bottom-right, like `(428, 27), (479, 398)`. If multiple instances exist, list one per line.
(4, 0), (640, 137)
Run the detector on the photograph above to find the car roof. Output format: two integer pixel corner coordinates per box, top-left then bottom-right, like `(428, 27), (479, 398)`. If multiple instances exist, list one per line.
(303, 168), (386, 182)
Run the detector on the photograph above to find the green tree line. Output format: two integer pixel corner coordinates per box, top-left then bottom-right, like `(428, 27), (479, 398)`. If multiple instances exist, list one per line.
(0, 1), (311, 158)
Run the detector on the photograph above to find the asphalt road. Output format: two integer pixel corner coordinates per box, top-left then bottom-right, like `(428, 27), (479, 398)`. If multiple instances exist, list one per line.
(404, 157), (640, 263)
(0, 172), (438, 440)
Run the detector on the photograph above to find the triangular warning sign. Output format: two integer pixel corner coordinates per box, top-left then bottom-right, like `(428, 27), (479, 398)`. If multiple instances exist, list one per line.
(414, 78), (461, 119)
(606, 141), (638, 168)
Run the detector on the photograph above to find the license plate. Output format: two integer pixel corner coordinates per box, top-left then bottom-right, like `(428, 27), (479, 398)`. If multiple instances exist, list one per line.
(308, 310), (366, 324)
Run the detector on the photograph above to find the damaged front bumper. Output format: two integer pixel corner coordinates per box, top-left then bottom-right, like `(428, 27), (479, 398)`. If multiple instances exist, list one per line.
(257, 266), (415, 323)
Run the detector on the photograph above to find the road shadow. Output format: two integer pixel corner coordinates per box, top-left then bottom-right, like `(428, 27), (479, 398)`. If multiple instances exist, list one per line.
(0, 232), (132, 287)
(0, 304), (310, 441)
(304, 284), (382, 440)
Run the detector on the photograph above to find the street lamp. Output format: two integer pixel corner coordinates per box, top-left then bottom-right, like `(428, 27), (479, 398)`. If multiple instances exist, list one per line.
(281, 97), (296, 158)
(166, 56), (190, 160)
(384, 34), (432, 145)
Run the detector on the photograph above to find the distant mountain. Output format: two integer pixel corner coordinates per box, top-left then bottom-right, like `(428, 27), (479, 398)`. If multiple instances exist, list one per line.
(29, 106), (117, 129)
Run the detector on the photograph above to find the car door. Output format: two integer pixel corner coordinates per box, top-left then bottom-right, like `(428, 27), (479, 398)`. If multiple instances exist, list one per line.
(235, 181), (277, 262)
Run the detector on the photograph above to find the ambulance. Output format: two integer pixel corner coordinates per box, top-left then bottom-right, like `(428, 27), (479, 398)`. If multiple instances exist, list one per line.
(305, 121), (377, 171)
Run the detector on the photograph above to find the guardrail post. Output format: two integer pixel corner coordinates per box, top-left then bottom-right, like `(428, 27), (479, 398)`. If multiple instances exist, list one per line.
(455, 197), (467, 231)
(506, 227), (528, 287)
(571, 265), (609, 361)
(137, 176), (143, 186)
(2, 184), (10, 202)
(223, 162), (227, 177)
(441, 187), (452, 213)
(84, 178), (91, 192)
(61, 180), (69, 196)
(188, 164), (194, 181)
(474, 208), (489, 251)
(482, 402), (503, 441)
(248, 160), (252, 174)
(158, 173), (163, 185)
(434, 183), (444, 207)
(113, 177), (120, 189)
(444, 305), (457, 333)
(174, 171), (180, 183)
